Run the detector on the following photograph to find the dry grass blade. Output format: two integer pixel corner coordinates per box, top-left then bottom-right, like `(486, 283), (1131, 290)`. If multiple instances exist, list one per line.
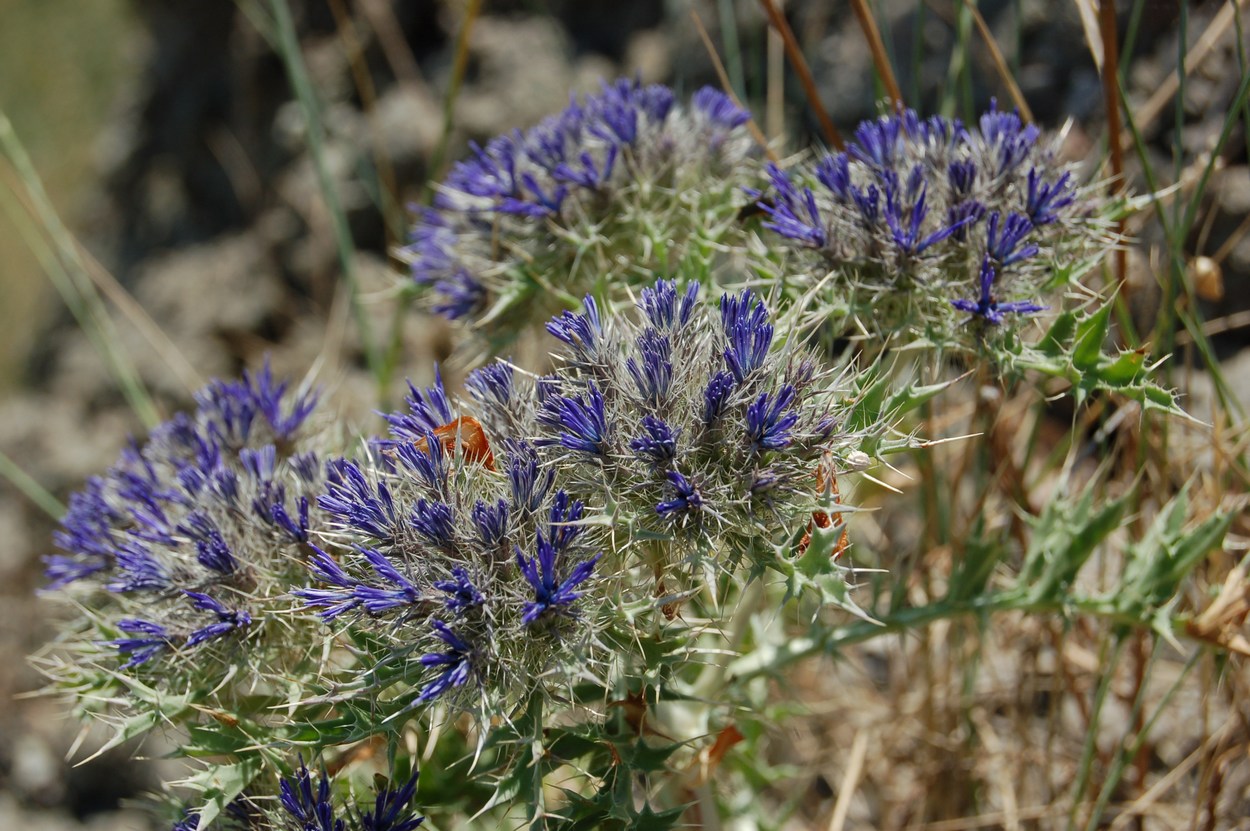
(357, 0), (427, 90)
(848, 0), (903, 108)
(0, 162), (202, 395)
(0, 447), (64, 519)
(963, 0), (1034, 122)
(1119, 0), (1250, 147)
(1099, 0), (1127, 291)
(327, 0), (403, 243)
(1109, 716), (1239, 829)
(0, 114), (160, 428)
(1185, 563), (1250, 655)
(1073, 0), (1103, 71)
(690, 11), (779, 161)
(825, 729), (868, 831)
(755, 0), (845, 148)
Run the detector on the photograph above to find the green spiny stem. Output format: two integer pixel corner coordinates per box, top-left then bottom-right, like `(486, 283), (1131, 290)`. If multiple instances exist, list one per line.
(690, 576), (766, 702)
(725, 593), (1194, 685)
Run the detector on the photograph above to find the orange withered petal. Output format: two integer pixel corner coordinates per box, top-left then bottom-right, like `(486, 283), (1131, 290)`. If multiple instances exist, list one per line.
(415, 416), (495, 470)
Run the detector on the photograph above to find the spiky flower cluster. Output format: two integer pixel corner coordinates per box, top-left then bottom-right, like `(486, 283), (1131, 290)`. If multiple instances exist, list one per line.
(41, 364), (328, 725)
(402, 77), (759, 354)
(303, 279), (867, 717)
(275, 760), (425, 831)
(754, 102), (1106, 342)
(507, 279), (862, 575)
(303, 370), (605, 713)
(169, 759), (424, 831)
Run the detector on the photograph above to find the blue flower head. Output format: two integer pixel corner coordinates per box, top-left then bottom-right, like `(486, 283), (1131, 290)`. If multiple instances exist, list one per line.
(434, 567), (484, 616)
(466, 361), (515, 410)
(405, 79), (760, 351)
(183, 591), (252, 648)
(691, 86), (750, 130)
(537, 381), (610, 456)
(43, 364), (327, 733)
(319, 459), (398, 542)
(276, 760), (425, 831)
(507, 441), (556, 513)
(656, 471), (704, 516)
(721, 290), (774, 382)
(471, 499), (511, 549)
(626, 329), (673, 407)
(280, 760), (345, 831)
(630, 415), (678, 463)
(515, 533), (602, 625)
(526, 275), (862, 581)
(383, 368), (453, 443)
(952, 257), (1047, 325)
(108, 619), (172, 668)
(755, 163), (827, 246)
(416, 620), (474, 704)
(546, 296), (605, 364)
(639, 279), (700, 332)
(358, 769), (426, 831)
(986, 211), (1039, 267)
(751, 103), (1098, 343)
(746, 386), (799, 451)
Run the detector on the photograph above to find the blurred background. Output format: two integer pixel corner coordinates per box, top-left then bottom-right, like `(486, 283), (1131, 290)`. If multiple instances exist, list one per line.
(2, 0), (1248, 827)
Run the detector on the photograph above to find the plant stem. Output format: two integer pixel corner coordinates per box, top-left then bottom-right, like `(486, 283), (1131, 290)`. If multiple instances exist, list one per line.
(726, 592), (1185, 684)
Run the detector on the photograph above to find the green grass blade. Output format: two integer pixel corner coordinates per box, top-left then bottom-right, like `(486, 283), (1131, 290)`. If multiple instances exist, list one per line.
(0, 447), (64, 519)
(267, 0), (383, 389)
(0, 112), (160, 428)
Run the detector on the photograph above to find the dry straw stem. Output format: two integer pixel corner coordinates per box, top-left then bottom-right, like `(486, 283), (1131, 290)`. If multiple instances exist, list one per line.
(824, 729), (868, 831)
(1118, 0), (1250, 148)
(357, 0), (427, 89)
(268, 0), (383, 385)
(755, 0), (846, 148)
(1097, 0), (1128, 291)
(963, 0), (1033, 122)
(425, 0), (483, 189)
(326, 0), (403, 244)
(847, 0), (903, 108)
(690, 10), (779, 161)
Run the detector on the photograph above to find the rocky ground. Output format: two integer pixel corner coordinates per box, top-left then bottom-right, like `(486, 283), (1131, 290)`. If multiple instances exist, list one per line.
(2, 1), (1248, 828)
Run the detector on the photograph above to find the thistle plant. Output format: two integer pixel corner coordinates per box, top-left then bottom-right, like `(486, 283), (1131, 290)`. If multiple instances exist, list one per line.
(752, 103), (1114, 353)
(20, 29), (1245, 824)
(166, 756), (426, 831)
(401, 78), (761, 356)
(37, 364), (333, 747)
(300, 280), (895, 748)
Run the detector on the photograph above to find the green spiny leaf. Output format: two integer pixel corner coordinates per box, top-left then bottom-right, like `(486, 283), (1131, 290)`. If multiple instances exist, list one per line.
(1072, 303), (1113, 371)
